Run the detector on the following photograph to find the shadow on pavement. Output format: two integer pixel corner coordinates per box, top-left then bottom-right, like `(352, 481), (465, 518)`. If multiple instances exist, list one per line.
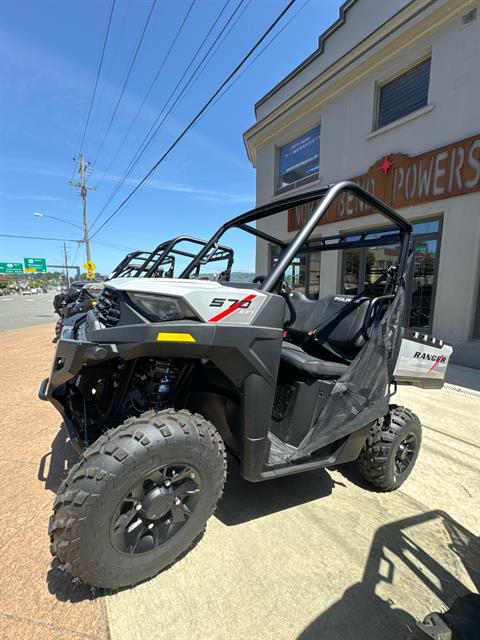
(47, 559), (105, 603)
(38, 425), (106, 602)
(215, 456), (336, 526)
(297, 510), (480, 640)
(38, 423), (78, 493)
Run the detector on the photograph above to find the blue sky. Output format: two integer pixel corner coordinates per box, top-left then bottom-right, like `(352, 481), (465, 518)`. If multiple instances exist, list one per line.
(0, 0), (341, 274)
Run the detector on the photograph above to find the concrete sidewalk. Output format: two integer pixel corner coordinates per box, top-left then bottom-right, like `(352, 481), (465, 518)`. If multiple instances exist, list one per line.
(0, 324), (478, 640)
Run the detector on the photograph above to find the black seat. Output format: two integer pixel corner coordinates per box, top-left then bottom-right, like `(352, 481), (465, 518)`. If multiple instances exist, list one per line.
(287, 293), (387, 363)
(281, 342), (348, 379)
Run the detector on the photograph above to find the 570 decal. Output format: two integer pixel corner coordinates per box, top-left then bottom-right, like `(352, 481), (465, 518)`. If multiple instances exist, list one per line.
(209, 297), (253, 309)
(208, 294), (257, 323)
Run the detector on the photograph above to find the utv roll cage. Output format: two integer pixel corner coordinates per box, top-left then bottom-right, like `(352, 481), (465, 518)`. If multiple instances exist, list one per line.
(110, 236), (234, 281)
(182, 181), (412, 291)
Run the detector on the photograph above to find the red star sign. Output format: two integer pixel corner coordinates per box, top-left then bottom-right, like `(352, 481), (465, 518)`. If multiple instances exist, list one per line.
(377, 155), (395, 176)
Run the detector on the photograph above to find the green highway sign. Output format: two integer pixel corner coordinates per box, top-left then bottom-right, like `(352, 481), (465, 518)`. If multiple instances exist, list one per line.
(23, 257), (47, 273)
(0, 262), (24, 274)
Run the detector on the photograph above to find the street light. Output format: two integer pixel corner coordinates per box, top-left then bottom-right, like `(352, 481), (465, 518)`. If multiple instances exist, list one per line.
(33, 212), (84, 231)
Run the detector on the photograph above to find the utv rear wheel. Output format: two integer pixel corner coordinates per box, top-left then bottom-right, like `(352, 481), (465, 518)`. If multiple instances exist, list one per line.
(356, 406), (421, 491)
(49, 409), (226, 589)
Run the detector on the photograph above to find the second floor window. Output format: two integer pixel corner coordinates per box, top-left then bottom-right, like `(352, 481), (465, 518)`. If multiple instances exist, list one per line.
(376, 57), (431, 130)
(277, 126), (320, 193)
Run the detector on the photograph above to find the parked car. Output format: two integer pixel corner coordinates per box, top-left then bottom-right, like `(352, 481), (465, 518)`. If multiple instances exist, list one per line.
(21, 289), (32, 295)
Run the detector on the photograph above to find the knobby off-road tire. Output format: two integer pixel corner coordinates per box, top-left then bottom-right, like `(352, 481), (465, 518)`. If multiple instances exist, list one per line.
(49, 409), (226, 589)
(54, 318), (63, 342)
(356, 406), (421, 491)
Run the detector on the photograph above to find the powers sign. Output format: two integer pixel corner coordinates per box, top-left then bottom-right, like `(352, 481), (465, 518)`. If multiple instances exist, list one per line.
(288, 134), (480, 231)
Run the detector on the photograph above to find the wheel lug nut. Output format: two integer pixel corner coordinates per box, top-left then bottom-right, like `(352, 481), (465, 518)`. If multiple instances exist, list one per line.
(174, 497), (181, 505)
(190, 473), (195, 479)
(148, 523), (154, 530)
(164, 480), (171, 487)
(135, 503), (142, 511)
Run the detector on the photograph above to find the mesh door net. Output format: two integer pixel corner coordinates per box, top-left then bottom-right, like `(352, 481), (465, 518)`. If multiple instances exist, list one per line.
(280, 266), (409, 463)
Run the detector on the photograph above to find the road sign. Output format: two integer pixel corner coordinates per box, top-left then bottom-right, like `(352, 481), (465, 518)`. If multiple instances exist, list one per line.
(0, 262), (24, 274)
(85, 272), (95, 279)
(84, 260), (96, 271)
(23, 257), (47, 273)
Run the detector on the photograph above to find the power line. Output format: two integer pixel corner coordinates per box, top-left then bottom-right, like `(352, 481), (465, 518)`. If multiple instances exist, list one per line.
(90, 0), (238, 231)
(90, 0), (247, 232)
(0, 234), (134, 254)
(0, 233), (82, 242)
(90, 0), (297, 240)
(92, 0), (157, 167)
(96, 0), (197, 189)
(76, 0), (116, 162)
(202, 0), (309, 119)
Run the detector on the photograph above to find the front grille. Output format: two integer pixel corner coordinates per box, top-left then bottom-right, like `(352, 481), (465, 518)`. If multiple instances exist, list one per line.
(94, 287), (121, 327)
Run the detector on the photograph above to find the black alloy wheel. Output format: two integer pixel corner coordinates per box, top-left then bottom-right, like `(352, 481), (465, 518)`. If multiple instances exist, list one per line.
(111, 464), (201, 555)
(394, 433), (417, 475)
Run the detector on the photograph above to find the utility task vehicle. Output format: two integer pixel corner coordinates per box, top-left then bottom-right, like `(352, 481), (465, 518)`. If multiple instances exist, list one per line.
(40, 181), (452, 589)
(52, 237), (234, 340)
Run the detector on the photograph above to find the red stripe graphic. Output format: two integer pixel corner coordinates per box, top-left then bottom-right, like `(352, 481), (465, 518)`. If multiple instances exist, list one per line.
(208, 294), (257, 323)
(426, 358), (442, 375)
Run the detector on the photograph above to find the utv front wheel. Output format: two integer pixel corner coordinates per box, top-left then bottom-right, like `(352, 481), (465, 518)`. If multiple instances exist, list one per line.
(356, 406), (421, 491)
(49, 409), (226, 589)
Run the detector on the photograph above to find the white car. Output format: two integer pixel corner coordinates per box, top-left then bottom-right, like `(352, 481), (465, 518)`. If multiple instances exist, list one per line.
(21, 289), (32, 296)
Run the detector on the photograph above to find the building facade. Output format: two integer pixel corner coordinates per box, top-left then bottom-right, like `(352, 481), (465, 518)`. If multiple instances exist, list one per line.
(243, 0), (480, 368)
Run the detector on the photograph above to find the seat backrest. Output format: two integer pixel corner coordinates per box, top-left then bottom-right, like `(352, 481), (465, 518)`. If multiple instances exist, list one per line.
(289, 293), (373, 362)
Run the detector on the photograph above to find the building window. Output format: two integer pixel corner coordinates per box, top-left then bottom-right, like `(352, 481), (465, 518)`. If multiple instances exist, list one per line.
(341, 218), (442, 332)
(276, 126), (320, 193)
(270, 245), (320, 300)
(376, 58), (431, 130)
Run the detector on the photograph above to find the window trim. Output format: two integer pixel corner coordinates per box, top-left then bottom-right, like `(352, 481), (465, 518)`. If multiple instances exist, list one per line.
(373, 55), (431, 132)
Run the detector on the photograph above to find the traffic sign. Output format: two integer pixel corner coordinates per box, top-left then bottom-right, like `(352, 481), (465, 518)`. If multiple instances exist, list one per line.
(85, 272), (95, 279)
(84, 261), (96, 271)
(23, 257), (47, 273)
(0, 262), (24, 274)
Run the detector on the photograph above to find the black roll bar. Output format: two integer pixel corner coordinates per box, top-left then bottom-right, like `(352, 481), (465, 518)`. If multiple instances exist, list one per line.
(262, 182), (412, 291)
(182, 181), (412, 289)
(140, 236), (234, 279)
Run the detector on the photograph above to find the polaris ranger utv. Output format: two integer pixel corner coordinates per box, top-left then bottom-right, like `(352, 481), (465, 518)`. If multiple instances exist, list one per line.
(53, 236), (234, 340)
(40, 182), (452, 589)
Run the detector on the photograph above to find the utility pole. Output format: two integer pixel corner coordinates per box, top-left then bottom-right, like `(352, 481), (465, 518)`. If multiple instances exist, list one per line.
(69, 154), (96, 263)
(63, 242), (70, 288)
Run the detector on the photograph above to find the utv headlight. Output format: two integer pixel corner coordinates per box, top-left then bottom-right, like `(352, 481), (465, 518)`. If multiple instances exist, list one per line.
(127, 293), (197, 322)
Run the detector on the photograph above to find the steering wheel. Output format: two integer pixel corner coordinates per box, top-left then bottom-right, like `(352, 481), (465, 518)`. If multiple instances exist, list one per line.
(279, 280), (297, 327)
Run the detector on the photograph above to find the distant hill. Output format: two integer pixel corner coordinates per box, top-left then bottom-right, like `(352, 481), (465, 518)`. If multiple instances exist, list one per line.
(230, 271), (255, 282)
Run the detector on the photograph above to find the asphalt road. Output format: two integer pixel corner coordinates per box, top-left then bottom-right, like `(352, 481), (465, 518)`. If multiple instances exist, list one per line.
(0, 292), (57, 332)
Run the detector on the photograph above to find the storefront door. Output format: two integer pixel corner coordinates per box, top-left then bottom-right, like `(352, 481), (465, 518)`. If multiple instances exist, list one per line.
(342, 218), (442, 332)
